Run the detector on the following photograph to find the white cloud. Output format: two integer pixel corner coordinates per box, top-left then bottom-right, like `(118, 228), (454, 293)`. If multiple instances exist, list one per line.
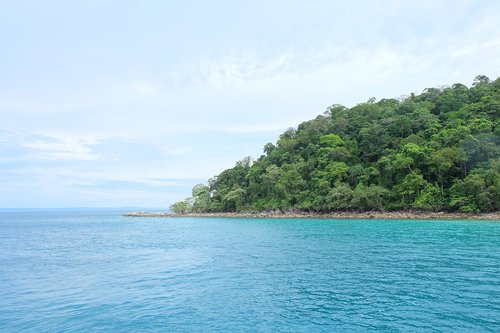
(0, 131), (97, 161)
(20, 142), (98, 161)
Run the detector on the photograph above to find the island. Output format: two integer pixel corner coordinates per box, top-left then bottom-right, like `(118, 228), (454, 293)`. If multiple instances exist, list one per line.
(166, 76), (499, 218)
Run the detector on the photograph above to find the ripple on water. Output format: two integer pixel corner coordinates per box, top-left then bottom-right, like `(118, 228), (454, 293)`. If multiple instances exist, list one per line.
(0, 213), (499, 332)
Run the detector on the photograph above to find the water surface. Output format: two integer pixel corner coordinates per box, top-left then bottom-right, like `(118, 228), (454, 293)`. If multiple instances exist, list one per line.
(0, 210), (499, 332)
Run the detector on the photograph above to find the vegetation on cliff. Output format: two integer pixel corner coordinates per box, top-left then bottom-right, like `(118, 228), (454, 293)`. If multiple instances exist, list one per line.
(171, 76), (500, 214)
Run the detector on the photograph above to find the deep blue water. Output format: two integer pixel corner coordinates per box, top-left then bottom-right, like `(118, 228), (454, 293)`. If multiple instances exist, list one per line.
(0, 211), (499, 332)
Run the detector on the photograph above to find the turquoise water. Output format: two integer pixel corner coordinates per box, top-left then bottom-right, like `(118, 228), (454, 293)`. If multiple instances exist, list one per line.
(0, 211), (499, 332)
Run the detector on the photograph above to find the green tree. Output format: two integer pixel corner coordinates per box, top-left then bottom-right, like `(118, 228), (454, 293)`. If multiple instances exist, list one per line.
(224, 187), (246, 211)
(260, 164), (280, 197)
(170, 198), (193, 214)
(326, 182), (353, 210)
(449, 169), (499, 212)
(394, 171), (429, 208)
(414, 183), (443, 211)
(351, 183), (390, 211)
(192, 184), (211, 212)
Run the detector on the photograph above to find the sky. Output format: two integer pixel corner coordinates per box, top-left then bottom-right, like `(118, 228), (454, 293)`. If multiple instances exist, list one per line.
(1, 0), (500, 208)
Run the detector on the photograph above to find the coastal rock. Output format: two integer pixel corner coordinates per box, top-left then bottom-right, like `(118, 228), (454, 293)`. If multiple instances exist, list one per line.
(161, 211), (499, 220)
(123, 211), (172, 217)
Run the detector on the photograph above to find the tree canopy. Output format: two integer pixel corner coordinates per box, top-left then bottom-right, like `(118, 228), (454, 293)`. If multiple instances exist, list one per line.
(171, 76), (500, 213)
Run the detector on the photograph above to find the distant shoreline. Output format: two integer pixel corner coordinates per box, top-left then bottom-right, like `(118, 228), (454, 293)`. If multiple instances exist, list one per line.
(123, 211), (500, 220)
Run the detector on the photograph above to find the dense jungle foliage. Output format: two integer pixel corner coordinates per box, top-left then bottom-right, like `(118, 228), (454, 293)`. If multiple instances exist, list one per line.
(171, 76), (500, 213)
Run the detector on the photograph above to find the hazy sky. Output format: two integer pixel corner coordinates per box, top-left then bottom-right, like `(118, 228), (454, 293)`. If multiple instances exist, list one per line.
(1, 0), (499, 208)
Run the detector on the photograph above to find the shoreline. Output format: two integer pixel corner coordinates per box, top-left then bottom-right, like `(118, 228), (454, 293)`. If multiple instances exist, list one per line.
(123, 211), (500, 220)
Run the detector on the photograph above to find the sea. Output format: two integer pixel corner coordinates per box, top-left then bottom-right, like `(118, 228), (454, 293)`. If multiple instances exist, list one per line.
(0, 209), (499, 332)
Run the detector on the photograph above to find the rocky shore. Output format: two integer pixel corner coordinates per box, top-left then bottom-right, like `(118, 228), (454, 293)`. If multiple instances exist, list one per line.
(123, 211), (174, 217)
(124, 210), (500, 220)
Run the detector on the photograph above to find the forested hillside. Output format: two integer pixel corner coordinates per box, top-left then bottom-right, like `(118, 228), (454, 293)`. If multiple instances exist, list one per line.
(171, 76), (500, 213)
